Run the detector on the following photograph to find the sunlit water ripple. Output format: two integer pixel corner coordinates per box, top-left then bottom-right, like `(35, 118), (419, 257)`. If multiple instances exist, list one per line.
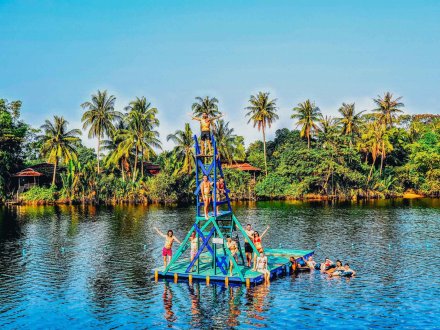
(0, 199), (439, 329)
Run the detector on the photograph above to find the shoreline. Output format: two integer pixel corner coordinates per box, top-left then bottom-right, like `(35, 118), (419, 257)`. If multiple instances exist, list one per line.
(2, 192), (436, 207)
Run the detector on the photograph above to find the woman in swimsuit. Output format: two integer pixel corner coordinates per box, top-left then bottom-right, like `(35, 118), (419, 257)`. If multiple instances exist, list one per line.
(154, 227), (181, 268)
(226, 236), (239, 276)
(327, 259), (343, 275)
(201, 175), (213, 219)
(320, 257), (335, 272)
(189, 232), (199, 271)
(256, 252), (270, 284)
(216, 176), (226, 214)
(252, 226), (270, 271)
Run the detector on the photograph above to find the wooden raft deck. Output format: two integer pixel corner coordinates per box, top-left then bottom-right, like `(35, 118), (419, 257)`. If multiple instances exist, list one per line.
(152, 248), (314, 285)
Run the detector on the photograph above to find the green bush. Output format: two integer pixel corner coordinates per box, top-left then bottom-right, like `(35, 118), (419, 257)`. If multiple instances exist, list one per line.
(21, 186), (56, 203)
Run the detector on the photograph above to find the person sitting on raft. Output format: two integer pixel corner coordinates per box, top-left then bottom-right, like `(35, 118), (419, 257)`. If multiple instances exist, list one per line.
(226, 236), (239, 276)
(252, 226), (270, 271)
(154, 227), (181, 268)
(306, 256), (317, 270)
(256, 251), (270, 284)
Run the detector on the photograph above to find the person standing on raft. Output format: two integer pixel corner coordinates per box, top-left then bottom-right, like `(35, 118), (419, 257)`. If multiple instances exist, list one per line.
(191, 112), (222, 155)
(154, 227), (181, 268)
(252, 226), (270, 271)
(226, 236), (239, 276)
(244, 224), (255, 267)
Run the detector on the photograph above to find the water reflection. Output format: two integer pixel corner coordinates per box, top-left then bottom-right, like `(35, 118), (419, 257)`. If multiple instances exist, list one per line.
(0, 199), (439, 329)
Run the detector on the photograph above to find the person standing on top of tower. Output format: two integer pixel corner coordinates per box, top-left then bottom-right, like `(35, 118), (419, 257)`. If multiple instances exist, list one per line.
(191, 112), (222, 155)
(201, 175), (213, 219)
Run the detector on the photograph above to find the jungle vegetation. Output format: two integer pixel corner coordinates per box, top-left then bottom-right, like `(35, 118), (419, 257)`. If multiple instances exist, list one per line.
(0, 91), (439, 205)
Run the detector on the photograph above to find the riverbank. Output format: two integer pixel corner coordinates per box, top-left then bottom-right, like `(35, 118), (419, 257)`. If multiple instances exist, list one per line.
(3, 190), (436, 206)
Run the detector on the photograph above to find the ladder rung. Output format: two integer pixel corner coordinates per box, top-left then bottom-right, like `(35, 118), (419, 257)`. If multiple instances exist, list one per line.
(216, 200), (229, 205)
(220, 226), (232, 229)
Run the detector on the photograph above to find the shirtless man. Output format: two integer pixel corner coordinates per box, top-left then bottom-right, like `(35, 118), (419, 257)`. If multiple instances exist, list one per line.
(154, 227), (181, 268)
(192, 112), (222, 155)
(201, 175), (213, 219)
(226, 236), (239, 276)
(216, 176), (226, 214)
(244, 224), (254, 267)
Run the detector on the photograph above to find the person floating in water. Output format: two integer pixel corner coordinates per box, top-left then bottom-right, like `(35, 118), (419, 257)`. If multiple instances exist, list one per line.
(154, 227), (181, 268)
(320, 257), (335, 272)
(191, 112), (222, 155)
(252, 226), (270, 271)
(255, 251), (270, 284)
(216, 176), (226, 214)
(226, 236), (239, 276)
(326, 259), (343, 275)
(201, 175), (213, 219)
(342, 263), (356, 276)
(244, 224), (254, 267)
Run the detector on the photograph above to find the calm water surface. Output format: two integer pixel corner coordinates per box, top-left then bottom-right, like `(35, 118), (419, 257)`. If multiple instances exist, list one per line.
(0, 199), (439, 329)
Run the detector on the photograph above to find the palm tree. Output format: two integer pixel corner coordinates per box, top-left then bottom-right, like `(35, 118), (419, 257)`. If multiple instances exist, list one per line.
(291, 99), (321, 149)
(102, 120), (130, 181)
(167, 123), (195, 174)
(81, 90), (122, 174)
(361, 120), (393, 181)
(318, 115), (338, 149)
(39, 116), (81, 185)
(245, 92), (278, 176)
(338, 102), (365, 144)
(192, 96), (221, 117)
(213, 119), (243, 163)
(125, 97), (161, 178)
(373, 92), (404, 128)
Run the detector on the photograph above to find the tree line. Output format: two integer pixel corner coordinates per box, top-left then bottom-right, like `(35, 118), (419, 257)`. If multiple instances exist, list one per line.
(0, 90), (439, 205)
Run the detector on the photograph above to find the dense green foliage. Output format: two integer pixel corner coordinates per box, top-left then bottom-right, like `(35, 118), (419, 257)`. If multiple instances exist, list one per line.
(0, 92), (439, 204)
(0, 99), (28, 201)
(21, 186), (56, 203)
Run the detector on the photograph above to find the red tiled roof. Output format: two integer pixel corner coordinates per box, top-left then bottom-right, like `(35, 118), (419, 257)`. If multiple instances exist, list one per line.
(223, 163), (261, 172)
(13, 168), (43, 177)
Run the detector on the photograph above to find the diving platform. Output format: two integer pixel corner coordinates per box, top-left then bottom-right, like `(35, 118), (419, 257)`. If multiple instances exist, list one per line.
(152, 248), (314, 285)
(151, 132), (314, 287)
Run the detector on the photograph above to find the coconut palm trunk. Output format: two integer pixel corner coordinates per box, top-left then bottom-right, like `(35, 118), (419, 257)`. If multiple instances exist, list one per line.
(133, 147), (138, 182)
(380, 141), (385, 176)
(97, 137), (101, 174)
(141, 145), (144, 178)
(52, 158), (58, 186)
(262, 124), (268, 176)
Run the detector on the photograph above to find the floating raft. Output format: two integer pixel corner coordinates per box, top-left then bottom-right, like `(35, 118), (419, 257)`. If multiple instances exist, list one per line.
(152, 248), (314, 285)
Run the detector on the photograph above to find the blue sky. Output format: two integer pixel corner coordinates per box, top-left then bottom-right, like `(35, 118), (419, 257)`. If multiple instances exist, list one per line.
(1, 0), (439, 150)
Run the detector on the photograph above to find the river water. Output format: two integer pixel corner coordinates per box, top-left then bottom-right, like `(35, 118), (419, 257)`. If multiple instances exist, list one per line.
(0, 199), (439, 329)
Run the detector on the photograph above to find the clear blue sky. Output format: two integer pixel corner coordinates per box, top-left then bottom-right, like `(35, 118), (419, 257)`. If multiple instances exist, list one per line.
(1, 0), (439, 149)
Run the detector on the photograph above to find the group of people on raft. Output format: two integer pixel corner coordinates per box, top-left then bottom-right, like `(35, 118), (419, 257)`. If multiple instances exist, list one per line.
(154, 223), (355, 284)
(153, 112), (356, 283)
(289, 256), (356, 277)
